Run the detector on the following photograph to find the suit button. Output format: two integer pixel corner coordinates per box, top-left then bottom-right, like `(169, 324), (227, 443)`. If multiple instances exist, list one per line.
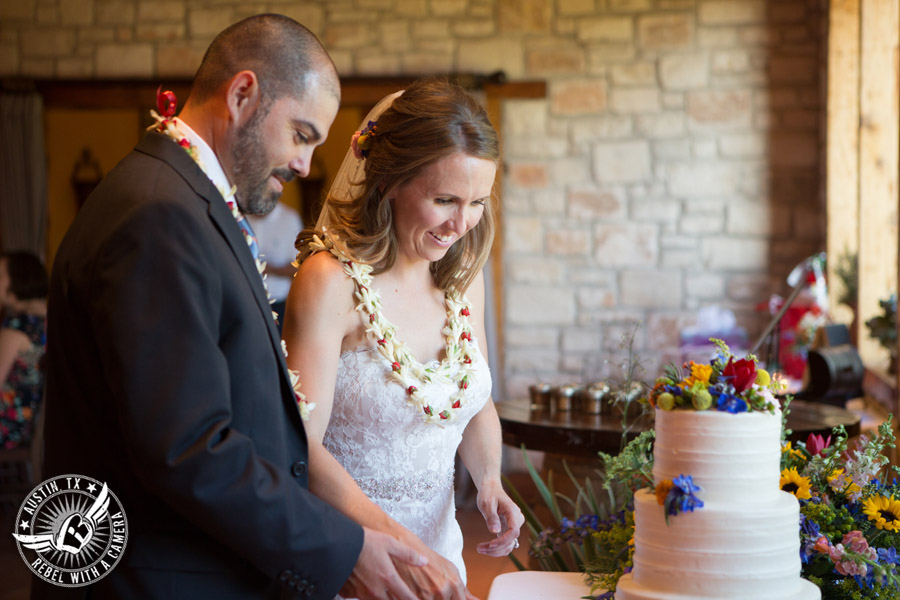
(291, 461), (307, 477)
(290, 575), (301, 589)
(279, 570), (293, 582)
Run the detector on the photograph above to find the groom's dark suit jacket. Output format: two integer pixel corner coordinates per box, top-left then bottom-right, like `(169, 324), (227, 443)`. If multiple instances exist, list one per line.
(36, 132), (363, 600)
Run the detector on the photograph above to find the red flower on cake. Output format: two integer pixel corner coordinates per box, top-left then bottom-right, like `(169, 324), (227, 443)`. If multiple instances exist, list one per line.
(722, 357), (757, 393)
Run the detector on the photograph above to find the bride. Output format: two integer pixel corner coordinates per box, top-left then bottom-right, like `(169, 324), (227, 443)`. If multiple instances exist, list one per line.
(282, 78), (524, 598)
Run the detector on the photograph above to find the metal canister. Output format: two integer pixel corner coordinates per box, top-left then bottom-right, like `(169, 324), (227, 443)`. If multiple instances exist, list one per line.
(528, 382), (552, 411)
(584, 381), (611, 415)
(552, 383), (581, 412)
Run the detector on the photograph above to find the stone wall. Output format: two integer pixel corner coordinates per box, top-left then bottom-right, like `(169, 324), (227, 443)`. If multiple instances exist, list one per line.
(0, 0), (826, 396)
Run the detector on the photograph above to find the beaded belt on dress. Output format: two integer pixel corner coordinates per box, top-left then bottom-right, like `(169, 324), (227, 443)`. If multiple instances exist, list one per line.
(356, 471), (454, 503)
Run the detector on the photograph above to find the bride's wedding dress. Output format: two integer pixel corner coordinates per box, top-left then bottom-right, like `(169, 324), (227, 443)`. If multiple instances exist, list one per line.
(323, 281), (492, 584)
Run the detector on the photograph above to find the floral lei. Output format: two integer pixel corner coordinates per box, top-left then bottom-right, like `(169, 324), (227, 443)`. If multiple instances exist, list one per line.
(307, 232), (476, 425)
(149, 87), (315, 421)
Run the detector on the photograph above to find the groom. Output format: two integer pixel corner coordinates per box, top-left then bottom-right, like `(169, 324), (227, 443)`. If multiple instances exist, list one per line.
(38, 14), (464, 600)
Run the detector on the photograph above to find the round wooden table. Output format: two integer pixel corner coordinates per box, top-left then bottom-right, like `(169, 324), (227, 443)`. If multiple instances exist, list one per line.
(497, 399), (862, 458)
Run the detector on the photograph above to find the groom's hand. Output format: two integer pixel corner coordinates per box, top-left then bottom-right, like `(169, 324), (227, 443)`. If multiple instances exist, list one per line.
(394, 536), (477, 600)
(340, 527), (425, 600)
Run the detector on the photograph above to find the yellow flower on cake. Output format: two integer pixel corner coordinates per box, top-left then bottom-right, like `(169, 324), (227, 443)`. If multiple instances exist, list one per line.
(655, 480), (674, 505)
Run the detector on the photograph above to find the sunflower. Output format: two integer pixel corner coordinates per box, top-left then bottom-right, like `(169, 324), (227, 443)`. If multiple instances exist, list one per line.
(780, 467), (812, 500)
(655, 480), (674, 506)
(781, 441), (805, 460)
(863, 495), (900, 531)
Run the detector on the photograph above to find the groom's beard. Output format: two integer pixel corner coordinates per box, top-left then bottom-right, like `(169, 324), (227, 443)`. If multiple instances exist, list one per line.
(230, 110), (295, 216)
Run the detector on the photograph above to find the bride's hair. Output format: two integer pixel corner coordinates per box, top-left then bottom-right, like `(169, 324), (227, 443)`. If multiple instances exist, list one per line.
(299, 78), (499, 295)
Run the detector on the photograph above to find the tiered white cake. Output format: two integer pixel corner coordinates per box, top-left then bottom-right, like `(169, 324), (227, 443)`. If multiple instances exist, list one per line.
(615, 409), (821, 600)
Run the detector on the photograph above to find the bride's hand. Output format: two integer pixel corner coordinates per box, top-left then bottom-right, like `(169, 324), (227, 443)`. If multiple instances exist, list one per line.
(475, 479), (525, 557)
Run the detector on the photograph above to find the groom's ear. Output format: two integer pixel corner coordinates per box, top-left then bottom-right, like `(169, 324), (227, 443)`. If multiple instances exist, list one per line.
(225, 70), (261, 126)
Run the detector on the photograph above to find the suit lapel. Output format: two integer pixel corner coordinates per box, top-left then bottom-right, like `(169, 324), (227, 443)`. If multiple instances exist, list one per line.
(136, 133), (298, 415)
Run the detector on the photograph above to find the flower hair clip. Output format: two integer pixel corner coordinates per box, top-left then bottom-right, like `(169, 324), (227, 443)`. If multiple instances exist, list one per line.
(351, 120), (378, 159)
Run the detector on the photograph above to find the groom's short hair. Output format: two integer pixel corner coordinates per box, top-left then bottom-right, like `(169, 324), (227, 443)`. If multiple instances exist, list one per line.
(189, 14), (339, 107)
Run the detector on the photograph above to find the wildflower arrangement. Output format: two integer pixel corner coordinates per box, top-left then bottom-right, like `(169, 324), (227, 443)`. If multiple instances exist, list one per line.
(781, 418), (900, 599)
(645, 339), (783, 414)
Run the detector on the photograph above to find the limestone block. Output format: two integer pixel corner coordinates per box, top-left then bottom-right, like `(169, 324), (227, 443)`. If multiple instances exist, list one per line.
(658, 0), (697, 7)
(555, 16), (575, 36)
(412, 19), (450, 38)
(661, 92), (685, 109)
(57, 56), (93, 77)
(635, 112), (686, 139)
(526, 45), (584, 75)
(620, 270), (681, 308)
(502, 136), (568, 159)
(666, 161), (741, 196)
(592, 140), (652, 184)
(116, 26), (133, 42)
(700, 236), (767, 270)
(138, 1), (186, 22)
(570, 115), (633, 144)
(78, 28), (115, 43)
(37, 7), (59, 25)
(21, 28), (76, 57)
(328, 50), (353, 76)
(431, 0), (467, 16)
(631, 198), (680, 223)
(684, 272), (725, 299)
(739, 25), (775, 46)
(507, 258), (565, 284)
(379, 21), (410, 52)
(770, 133), (817, 167)
(507, 163), (548, 189)
(637, 13), (693, 49)
(697, 27), (737, 47)
(550, 78), (607, 116)
(401, 52), (453, 73)
(651, 139), (690, 159)
(769, 56), (816, 84)
(96, 42), (153, 77)
(414, 38), (454, 54)
(679, 211), (723, 235)
(560, 354), (586, 375)
(691, 139), (717, 158)
(504, 216), (543, 253)
(699, 0), (765, 25)
(727, 273), (773, 301)
(609, 0), (652, 12)
(504, 99), (547, 136)
(549, 156), (593, 185)
(531, 189), (568, 215)
(499, 0), (551, 33)
(358, 0), (394, 9)
(568, 186), (626, 220)
(647, 312), (695, 348)
(587, 42), (636, 67)
(577, 288), (617, 310)
(1, 0), (34, 20)
(686, 89), (752, 131)
(611, 61), (656, 86)
(0, 43), (18, 75)
(469, 0), (492, 18)
(60, 0), (93, 26)
(662, 248), (700, 268)
(156, 43), (205, 77)
(546, 228), (590, 255)
(275, 3), (325, 34)
(506, 326), (560, 348)
(187, 8), (235, 38)
(21, 57), (54, 77)
(97, 0), (136, 25)
(453, 19), (495, 36)
(558, 0), (595, 16)
(506, 348), (563, 372)
(659, 53), (709, 90)
(719, 132), (765, 158)
(729, 200), (791, 236)
(571, 268), (617, 286)
(562, 328), (602, 352)
(396, 0), (427, 16)
(357, 53), (400, 75)
(610, 87), (660, 114)
(594, 223), (658, 267)
(577, 16), (633, 43)
(325, 22), (374, 49)
(507, 286), (576, 325)
(457, 37), (524, 79)
(136, 23), (185, 41)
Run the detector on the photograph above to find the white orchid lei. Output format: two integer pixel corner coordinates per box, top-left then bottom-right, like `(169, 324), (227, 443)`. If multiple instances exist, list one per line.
(150, 88), (314, 421)
(306, 231), (476, 425)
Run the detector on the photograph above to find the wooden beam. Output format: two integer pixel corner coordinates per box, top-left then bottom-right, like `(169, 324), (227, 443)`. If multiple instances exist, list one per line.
(826, 0), (860, 330)
(857, 0), (900, 368)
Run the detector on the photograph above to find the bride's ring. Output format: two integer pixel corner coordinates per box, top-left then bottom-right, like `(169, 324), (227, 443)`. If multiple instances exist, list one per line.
(513, 538), (519, 549)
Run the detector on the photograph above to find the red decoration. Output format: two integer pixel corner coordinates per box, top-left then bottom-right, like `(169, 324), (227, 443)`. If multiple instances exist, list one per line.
(156, 86), (177, 118)
(723, 357), (757, 394)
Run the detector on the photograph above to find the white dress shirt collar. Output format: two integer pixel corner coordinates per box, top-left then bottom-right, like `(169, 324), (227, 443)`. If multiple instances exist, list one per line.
(173, 117), (234, 201)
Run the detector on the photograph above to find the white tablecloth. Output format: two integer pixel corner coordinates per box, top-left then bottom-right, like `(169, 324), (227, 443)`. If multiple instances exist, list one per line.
(487, 571), (597, 600)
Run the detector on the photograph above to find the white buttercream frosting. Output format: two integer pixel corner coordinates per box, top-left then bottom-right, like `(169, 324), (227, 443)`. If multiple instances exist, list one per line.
(615, 409), (821, 600)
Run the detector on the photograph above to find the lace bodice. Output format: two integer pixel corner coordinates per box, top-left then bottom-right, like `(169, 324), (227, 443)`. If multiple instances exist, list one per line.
(325, 339), (492, 584)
